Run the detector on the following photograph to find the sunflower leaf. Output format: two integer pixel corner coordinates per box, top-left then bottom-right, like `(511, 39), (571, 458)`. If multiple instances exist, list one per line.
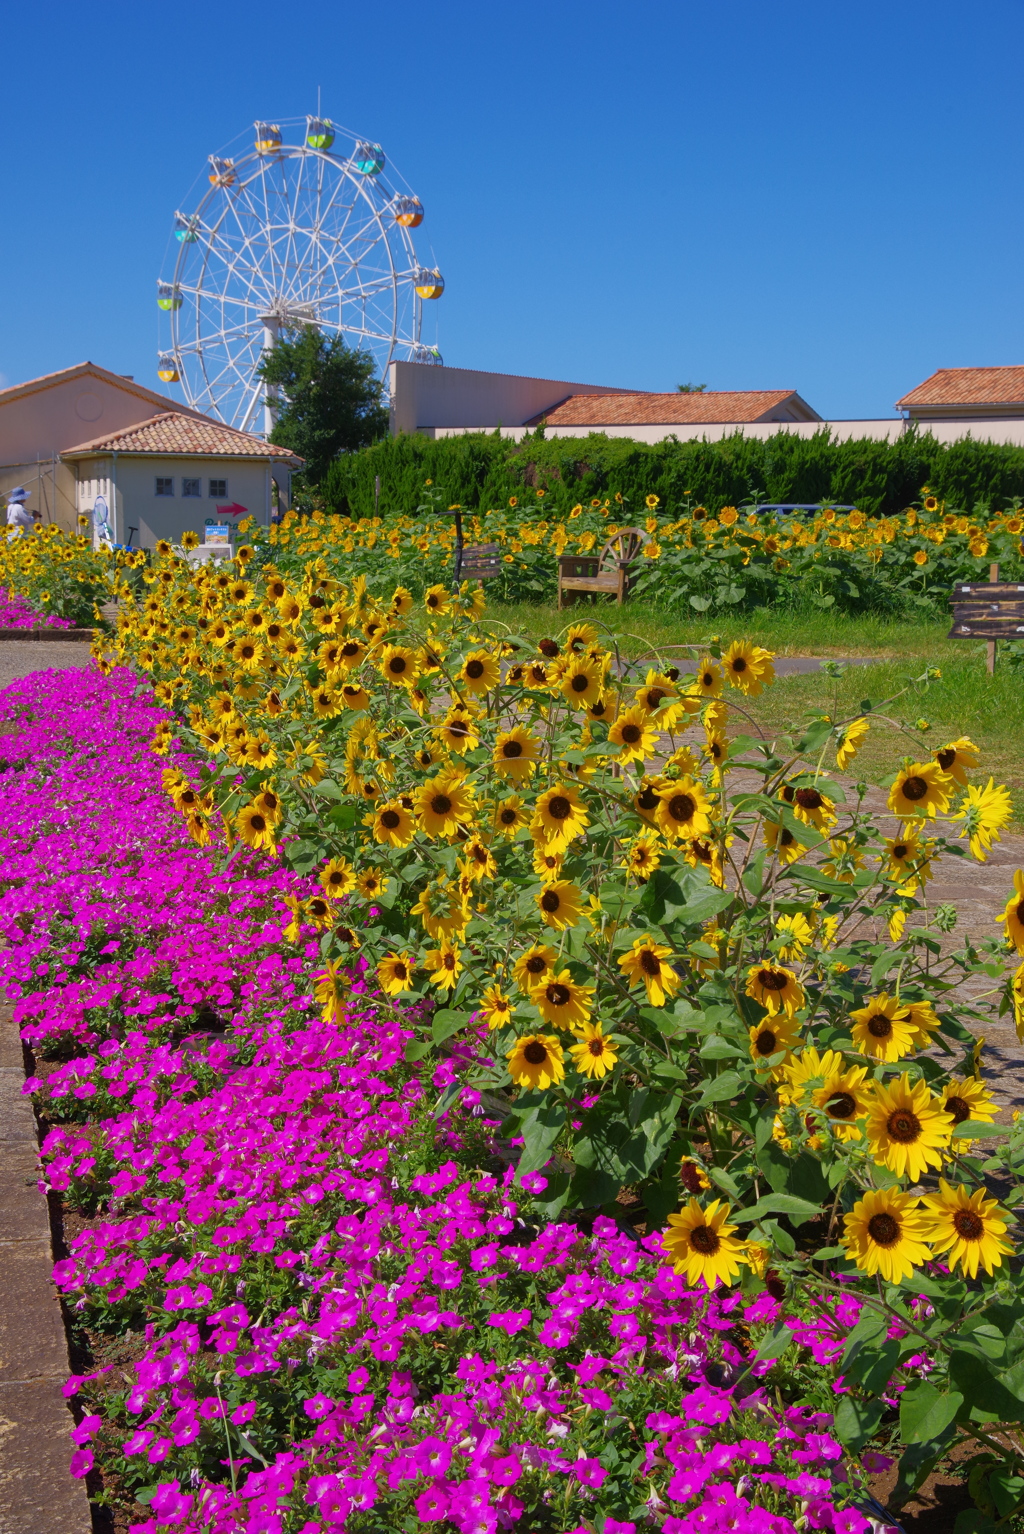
(732, 1192), (822, 1226)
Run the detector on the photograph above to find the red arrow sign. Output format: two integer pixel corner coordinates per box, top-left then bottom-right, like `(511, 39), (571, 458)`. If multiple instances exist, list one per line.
(215, 502), (249, 518)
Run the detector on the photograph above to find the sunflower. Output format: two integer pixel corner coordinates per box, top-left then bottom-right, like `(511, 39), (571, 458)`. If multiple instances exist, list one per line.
(811, 1063), (871, 1141)
(413, 744), (443, 773)
(722, 639), (775, 697)
(661, 1198), (745, 1290)
(654, 777), (713, 843)
(413, 771), (476, 838)
(679, 1158), (712, 1195)
(774, 912), (814, 961)
(849, 992), (916, 1062)
(479, 984), (514, 1031)
(493, 726), (540, 781)
(340, 682), (370, 712)
(609, 706), (660, 764)
(506, 1032), (565, 1090)
(745, 964), (804, 1017)
(933, 736), (980, 786)
(998, 870), (1024, 953)
(310, 684), (342, 719)
(782, 783), (836, 832)
(410, 879), (470, 940)
(620, 833), (662, 882)
(286, 742), (326, 787)
(236, 803), (276, 854)
(424, 942), (463, 992)
(333, 638), (367, 673)
(888, 762), (953, 819)
(379, 643), (419, 688)
(459, 649), (501, 695)
(559, 656), (604, 709)
(185, 811), (211, 847)
(313, 959), (348, 1023)
(535, 880), (584, 932)
(245, 734), (277, 770)
(763, 819), (807, 866)
(390, 585), (414, 616)
(493, 795), (529, 838)
(881, 829), (930, 889)
(513, 943), (558, 994)
(702, 730), (729, 774)
(941, 1075), (997, 1145)
(366, 799), (415, 848)
(692, 658), (723, 698)
(355, 867), (388, 901)
(253, 787), (283, 824)
(424, 583), (451, 615)
(633, 774), (668, 825)
(954, 779), (1013, 863)
(836, 717), (869, 770)
(319, 857), (355, 900)
(842, 1188), (935, 1285)
(922, 1179), (1014, 1278)
(1014, 961), (1024, 1044)
(865, 1076), (952, 1182)
(570, 1021), (619, 1080)
(618, 936), (681, 1007)
(304, 895), (333, 930)
(635, 671), (691, 728)
(532, 783), (590, 851)
(530, 968), (594, 1029)
(434, 707), (480, 754)
(748, 1013), (801, 1066)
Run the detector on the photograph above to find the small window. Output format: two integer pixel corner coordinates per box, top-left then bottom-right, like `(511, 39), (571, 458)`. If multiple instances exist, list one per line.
(182, 477), (201, 498)
(209, 479), (227, 499)
(155, 477), (174, 497)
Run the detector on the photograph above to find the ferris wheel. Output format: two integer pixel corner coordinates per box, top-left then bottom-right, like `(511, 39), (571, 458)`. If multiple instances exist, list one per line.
(156, 116), (444, 435)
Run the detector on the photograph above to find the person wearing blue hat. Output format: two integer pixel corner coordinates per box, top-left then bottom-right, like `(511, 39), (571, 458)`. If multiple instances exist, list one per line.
(5, 487), (39, 538)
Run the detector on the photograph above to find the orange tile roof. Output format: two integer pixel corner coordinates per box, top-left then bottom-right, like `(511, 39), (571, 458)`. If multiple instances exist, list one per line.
(526, 391), (808, 427)
(896, 367), (1024, 409)
(60, 412), (303, 463)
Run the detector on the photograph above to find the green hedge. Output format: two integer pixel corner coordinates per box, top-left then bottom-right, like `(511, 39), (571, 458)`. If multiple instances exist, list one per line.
(319, 426), (1024, 520)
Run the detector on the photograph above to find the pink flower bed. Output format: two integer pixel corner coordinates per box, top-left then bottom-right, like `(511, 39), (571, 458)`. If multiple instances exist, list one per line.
(0, 668), (881, 1534)
(0, 584), (74, 628)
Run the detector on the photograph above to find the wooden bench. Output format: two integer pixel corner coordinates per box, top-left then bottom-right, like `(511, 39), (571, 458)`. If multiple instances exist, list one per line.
(456, 542), (501, 583)
(557, 527), (649, 608)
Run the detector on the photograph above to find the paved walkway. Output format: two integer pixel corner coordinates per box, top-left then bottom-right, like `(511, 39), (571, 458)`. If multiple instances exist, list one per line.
(0, 641), (92, 692)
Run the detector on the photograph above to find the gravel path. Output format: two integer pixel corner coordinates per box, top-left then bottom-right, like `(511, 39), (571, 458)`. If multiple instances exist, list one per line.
(0, 642), (92, 692)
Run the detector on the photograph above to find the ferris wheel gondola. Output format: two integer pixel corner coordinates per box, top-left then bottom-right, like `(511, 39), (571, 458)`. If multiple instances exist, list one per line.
(157, 115), (443, 434)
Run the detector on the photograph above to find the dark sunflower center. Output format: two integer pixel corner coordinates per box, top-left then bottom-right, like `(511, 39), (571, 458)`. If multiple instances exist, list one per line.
(826, 1091), (857, 1120)
(946, 1095), (971, 1126)
(341, 642), (360, 657)
(732, 657), (747, 673)
(690, 1226), (720, 1256)
(309, 900), (328, 916)
(546, 983), (571, 1006)
(571, 673), (590, 693)
(867, 1014), (893, 1038)
(692, 841), (713, 863)
(953, 1209), (984, 1240)
(430, 795), (452, 815)
(621, 724), (642, 744)
(639, 949), (662, 977)
(588, 1038), (604, 1056)
(893, 844), (908, 859)
(702, 672), (714, 687)
(381, 810), (401, 830)
(525, 955), (547, 974)
(448, 721), (470, 738)
(867, 1212), (901, 1247)
(548, 795), (572, 821)
(638, 787), (659, 811)
(1016, 898), (1024, 923)
(540, 891), (561, 913)
(668, 793), (695, 823)
(502, 740), (524, 758)
(758, 969), (789, 992)
(523, 1042), (548, 1065)
(780, 828), (794, 846)
(250, 814), (266, 832)
(466, 660), (485, 679)
(937, 748), (956, 769)
(647, 689), (666, 707)
(539, 640), (560, 657)
(886, 1108), (922, 1143)
(388, 656), (407, 674)
(902, 776), (929, 802)
(755, 1029), (778, 1056)
(795, 788), (823, 810)
(499, 808), (517, 825)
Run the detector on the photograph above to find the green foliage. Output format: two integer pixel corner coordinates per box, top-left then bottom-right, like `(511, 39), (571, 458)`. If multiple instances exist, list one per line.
(319, 424), (1024, 521)
(259, 329), (389, 484)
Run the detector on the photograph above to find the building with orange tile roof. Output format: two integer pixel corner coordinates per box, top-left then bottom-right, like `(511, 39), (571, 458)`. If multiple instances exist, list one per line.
(896, 366), (1024, 421)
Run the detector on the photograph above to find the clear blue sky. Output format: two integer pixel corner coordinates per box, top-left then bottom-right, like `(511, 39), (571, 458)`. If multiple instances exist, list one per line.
(2, 0), (1022, 419)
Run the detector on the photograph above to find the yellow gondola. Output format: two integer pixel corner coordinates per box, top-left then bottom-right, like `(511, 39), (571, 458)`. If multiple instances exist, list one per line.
(208, 157), (236, 187)
(157, 354), (180, 383)
(393, 195), (424, 227)
(254, 122), (282, 154)
(414, 267), (444, 300)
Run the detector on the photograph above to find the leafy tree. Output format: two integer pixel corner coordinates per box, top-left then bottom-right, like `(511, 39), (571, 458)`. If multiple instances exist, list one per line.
(676, 382), (707, 393)
(258, 328), (389, 484)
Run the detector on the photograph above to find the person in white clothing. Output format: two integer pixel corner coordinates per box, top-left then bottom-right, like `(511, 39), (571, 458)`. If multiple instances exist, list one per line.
(5, 488), (39, 539)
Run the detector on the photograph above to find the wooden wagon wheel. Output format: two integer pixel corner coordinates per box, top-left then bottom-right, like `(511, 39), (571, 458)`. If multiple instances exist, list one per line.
(599, 527), (649, 568)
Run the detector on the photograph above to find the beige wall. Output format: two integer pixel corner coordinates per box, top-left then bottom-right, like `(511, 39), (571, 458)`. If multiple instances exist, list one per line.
(0, 459), (78, 529)
(388, 361), (638, 434)
(426, 417), (1024, 446)
(0, 374), (185, 470)
(74, 457), (273, 548)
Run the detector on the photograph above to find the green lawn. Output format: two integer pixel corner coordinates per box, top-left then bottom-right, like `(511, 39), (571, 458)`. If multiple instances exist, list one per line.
(483, 602), (1024, 830)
